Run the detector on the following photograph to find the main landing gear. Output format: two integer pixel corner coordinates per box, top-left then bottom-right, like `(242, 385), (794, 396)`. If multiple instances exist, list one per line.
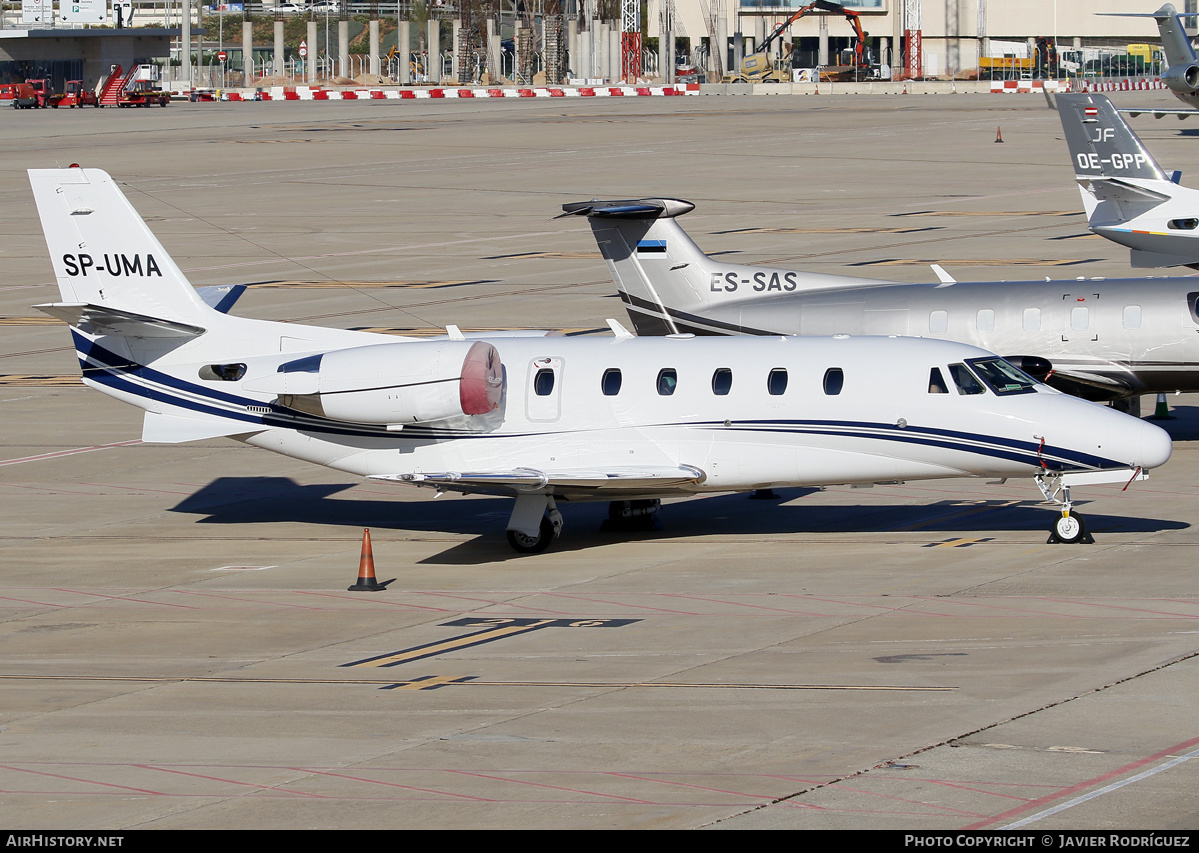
(505, 493), (563, 553)
(1036, 472), (1095, 545)
(602, 499), (661, 532)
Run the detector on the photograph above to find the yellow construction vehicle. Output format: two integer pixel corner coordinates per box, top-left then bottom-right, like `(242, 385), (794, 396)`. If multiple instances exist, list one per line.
(723, 0), (869, 83)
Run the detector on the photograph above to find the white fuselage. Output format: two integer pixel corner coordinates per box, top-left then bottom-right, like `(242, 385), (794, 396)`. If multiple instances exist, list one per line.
(73, 329), (1170, 501)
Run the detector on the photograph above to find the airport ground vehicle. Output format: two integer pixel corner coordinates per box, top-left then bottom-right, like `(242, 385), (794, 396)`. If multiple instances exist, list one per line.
(723, 0), (872, 83)
(25, 79), (64, 108)
(0, 82), (38, 108)
(59, 80), (100, 108)
(118, 83), (170, 107)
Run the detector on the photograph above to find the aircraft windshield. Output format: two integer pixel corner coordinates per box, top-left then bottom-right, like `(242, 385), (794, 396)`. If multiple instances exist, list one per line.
(966, 357), (1039, 396)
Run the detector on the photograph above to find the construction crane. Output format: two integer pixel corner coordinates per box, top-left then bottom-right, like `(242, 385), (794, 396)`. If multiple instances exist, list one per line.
(724, 0), (871, 83)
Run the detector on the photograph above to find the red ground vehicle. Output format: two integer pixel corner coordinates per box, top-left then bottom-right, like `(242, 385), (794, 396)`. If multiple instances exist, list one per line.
(26, 79), (65, 108)
(0, 82), (38, 108)
(118, 82), (171, 107)
(97, 65), (171, 108)
(60, 80), (100, 108)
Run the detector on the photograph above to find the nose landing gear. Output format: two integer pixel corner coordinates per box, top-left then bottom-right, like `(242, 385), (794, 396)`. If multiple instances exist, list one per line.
(1036, 473), (1095, 545)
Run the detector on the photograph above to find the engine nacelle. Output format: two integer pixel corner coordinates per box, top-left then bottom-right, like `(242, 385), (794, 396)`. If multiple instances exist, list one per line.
(1002, 355), (1052, 382)
(268, 340), (502, 426)
(1161, 62), (1199, 94)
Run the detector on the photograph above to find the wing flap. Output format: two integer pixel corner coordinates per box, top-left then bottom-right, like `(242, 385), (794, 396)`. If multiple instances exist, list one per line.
(369, 464), (706, 494)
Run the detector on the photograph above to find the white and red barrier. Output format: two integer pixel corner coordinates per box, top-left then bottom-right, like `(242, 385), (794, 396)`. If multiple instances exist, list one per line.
(217, 83), (701, 103)
(989, 77), (1165, 94)
(989, 79), (1064, 93)
(1070, 77), (1166, 93)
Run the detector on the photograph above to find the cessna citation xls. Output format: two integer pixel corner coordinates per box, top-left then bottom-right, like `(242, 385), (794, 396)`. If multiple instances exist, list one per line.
(565, 198), (1199, 407)
(29, 169), (1169, 552)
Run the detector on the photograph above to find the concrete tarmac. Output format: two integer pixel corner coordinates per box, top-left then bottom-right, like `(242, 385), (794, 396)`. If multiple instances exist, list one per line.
(0, 92), (1197, 830)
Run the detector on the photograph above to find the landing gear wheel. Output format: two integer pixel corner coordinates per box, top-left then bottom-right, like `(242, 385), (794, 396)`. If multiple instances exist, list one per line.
(506, 515), (558, 554)
(603, 499), (661, 532)
(1048, 512), (1090, 544)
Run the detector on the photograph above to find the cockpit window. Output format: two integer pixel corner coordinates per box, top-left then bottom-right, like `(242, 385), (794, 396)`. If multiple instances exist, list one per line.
(948, 363), (986, 395)
(966, 357), (1039, 395)
(928, 367), (948, 394)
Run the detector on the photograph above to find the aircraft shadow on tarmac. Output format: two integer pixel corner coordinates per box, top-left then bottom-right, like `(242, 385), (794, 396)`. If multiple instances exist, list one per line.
(169, 476), (1187, 565)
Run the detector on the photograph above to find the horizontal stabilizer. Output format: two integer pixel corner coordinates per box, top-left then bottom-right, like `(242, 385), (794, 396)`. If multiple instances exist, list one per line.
(142, 411), (264, 444)
(35, 302), (206, 338)
(1121, 108), (1198, 120)
(559, 198), (695, 220)
(1079, 176), (1173, 204)
(370, 464), (706, 494)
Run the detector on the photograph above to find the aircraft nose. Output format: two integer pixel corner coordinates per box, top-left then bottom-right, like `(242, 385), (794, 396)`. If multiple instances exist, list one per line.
(1137, 418), (1173, 470)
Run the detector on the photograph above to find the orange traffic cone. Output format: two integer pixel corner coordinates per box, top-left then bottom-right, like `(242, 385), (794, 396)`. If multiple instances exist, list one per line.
(348, 528), (386, 591)
(995, 126), (1004, 143)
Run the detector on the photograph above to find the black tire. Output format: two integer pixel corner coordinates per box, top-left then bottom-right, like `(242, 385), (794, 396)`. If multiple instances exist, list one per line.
(506, 516), (556, 554)
(1051, 513), (1086, 544)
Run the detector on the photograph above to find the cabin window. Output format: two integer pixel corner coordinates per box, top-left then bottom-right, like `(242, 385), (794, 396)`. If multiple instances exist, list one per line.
(1123, 305), (1142, 330)
(767, 368), (788, 396)
(1189, 292), (1199, 325)
(199, 363), (247, 382)
(928, 367), (948, 394)
(601, 368), (622, 396)
(1071, 306), (1090, 331)
(948, 363), (986, 395)
(711, 368), (732, 395)
(657, 368), (678, 396)
(976, 309), (995, 333)
(534, 368), (555, 396)
(1168, 218), (1199, 230)
(1023, 308), (1041, 332)
(823, 368), (844, 396)
(967, 357), (1038, 395)
(929, 310), (948, 335)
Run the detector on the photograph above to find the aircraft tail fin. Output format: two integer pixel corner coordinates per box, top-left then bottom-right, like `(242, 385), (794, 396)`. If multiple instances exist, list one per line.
(1154, 3), (1198, 70)
(1056, 93), (1169, 184)
(1056, 93), (1174, 222)
(560, 198), (708, 335)
(28, 168), (216, 334)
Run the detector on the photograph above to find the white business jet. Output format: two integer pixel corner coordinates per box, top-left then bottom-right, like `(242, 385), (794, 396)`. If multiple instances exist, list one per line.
(30, 169), (1170, 552)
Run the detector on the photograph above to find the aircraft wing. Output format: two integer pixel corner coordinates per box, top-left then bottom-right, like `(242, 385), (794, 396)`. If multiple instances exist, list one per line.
(369, 464), (707, 497)
(35, 302), (206, 338)
(1046, 369), (1136, 401)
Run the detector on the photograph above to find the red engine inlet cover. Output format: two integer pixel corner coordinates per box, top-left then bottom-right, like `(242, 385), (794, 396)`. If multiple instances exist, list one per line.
(459, 341), (503, 415)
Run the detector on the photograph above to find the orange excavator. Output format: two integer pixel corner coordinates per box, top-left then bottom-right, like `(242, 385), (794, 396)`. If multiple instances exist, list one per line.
(723, 0), (871, 83)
